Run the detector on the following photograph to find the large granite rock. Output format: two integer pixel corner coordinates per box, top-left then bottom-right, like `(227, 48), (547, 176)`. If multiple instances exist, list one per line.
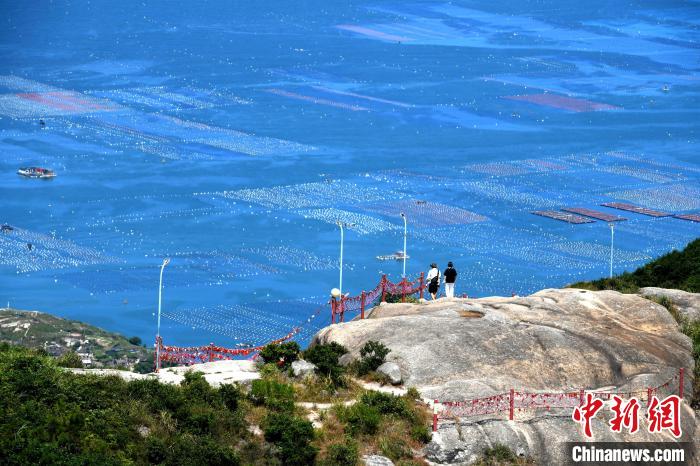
(639, 287), (700, 322)
(312, 288), (697, 464)
(291, 359), (317, 378)
(377, 361), (402, 385)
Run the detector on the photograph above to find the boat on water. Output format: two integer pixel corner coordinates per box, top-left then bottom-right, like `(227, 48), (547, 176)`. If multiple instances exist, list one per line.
(376, 251), (410, 261)
(17, 167), (56, 179)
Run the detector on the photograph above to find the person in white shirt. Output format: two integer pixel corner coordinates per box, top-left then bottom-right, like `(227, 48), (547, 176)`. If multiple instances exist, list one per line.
(426, 263), (440, 300)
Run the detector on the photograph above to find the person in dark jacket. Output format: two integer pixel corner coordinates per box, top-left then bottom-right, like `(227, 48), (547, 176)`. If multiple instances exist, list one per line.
(443, 261), (457, 298)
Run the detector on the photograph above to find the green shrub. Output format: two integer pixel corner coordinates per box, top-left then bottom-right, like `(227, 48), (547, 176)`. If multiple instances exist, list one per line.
(56, 351), (84, 368)
(263, 412), (317, 465)
(260, 342), (300, 369)
(474, 444), (521, 465)
(405, 387), (421, 400)
(304, 342), (347, 387)
(410, 424), (432, 443)
(128, 336), (142, 346)
(218, 383), (242, 412)
(321, 437), (359, 466)
(338, 402), (381, 436)
(379, 436), (412, 461)
(250, 378), (295, 412)
(360, 391), (412, 419)
(357, 340), (390, 376)
(384, 293), (419, 304)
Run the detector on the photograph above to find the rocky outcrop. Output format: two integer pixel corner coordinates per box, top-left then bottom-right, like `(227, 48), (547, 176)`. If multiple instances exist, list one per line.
(377, 361), (402, 385)
(639, 287), (700, 322)
(69, 359), (260, 387)
(291, 359), (317, 378)
(312, 289), (697, 464)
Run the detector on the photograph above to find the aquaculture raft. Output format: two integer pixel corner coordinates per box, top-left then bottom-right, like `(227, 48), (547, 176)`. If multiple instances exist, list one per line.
(531, 210), (595, 224)
(17, 167), (56, 179)
(601, 202), (671, 217)
(674, 214), (700, 223)
(561, 207), (626, 222)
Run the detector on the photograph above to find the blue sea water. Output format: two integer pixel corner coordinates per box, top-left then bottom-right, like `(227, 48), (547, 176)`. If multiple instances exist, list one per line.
(0, 1), (699, 348)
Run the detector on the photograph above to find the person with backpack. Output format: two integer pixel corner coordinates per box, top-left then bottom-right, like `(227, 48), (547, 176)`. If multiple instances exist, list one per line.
(426, 263), (440, 300)
(443, 261), (457, 298)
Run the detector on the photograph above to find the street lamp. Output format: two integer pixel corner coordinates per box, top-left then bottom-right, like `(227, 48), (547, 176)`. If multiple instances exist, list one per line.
(156, 257), (170, 372)
(608, 223), (615, 279)
(400, 212), (407, 278)
(336, 221), (355, 295)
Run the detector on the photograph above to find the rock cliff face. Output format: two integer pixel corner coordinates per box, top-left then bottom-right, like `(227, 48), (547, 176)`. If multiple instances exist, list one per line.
(639, 287), (700, 322)
(312, 288), (697, 464)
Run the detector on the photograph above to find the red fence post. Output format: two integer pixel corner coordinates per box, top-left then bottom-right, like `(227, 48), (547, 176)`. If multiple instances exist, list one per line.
(509, 389), (515, 420)
(419, 272), (425, 300)
(381, 275), (387, 302)
(208, 343), (214, 362)
(401, 278), (407, 303)
(360, 291), (366, 319)
(579, 389), (584, 406)
(432, 399), (438, 432)
(331, 298), (336, 324)
(647, 387), (653, 406)
(679, 367), (684, 399)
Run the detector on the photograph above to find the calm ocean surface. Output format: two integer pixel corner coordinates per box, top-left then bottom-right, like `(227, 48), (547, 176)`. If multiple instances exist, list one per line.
(1, 1), (699, 347)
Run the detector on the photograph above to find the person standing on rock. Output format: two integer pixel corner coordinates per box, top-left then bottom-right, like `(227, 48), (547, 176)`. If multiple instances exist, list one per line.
(443, 261), (457, 298)
(426, 263), (440, 300)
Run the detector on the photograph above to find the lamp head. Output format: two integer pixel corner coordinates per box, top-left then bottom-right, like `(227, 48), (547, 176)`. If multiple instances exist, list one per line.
(162, 258), (171, 267)
(400, 212), (405, 218)
(330, 288), (341, 298)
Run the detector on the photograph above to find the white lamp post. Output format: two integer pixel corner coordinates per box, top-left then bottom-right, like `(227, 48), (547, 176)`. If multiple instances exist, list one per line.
(400, 212), (407, 278)
(608, 223), (614, 279)
(156, 257), (170, 372)
(336, 221), (345, 295)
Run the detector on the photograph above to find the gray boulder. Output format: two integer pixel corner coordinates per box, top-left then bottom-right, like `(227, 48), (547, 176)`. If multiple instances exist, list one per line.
(338, 352), (355, 367)
(362, 455), (394, 466)
(291, 359), (317, 378)
(377, 361), (402, 385)
(312, 288), (697, 464)
(638, 287), (700, 322)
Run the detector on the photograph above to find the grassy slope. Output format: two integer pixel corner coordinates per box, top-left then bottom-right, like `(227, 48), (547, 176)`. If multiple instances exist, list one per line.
(569, 238), (700, 293)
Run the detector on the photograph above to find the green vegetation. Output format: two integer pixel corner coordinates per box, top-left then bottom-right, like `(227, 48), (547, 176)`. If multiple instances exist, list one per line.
(263, 412), (317, 465)
(473, 444), (534, 466)
(56, 350), (84, 368)
(303, 342), (347, 387)
(0, 309), (151, 371)
(0, 342), (267, 465)
(570, 238), (700, 293)
(259, 342), (300, 370)
(356, 340), (390, 376)
(384, 293), (419, 304)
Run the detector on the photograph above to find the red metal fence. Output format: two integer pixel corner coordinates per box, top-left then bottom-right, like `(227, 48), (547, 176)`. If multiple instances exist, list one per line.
(331, 273), (425, 323)
(155, 273), (425, 369)
(432, 368), (686, 431)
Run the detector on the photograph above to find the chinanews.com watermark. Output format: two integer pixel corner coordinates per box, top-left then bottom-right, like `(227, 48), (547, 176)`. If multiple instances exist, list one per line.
(563, 393), (696, 465)
(564, 442), (693, 465)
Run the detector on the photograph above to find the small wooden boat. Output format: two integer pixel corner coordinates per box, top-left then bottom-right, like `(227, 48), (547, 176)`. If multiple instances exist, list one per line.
(17, 167), (56, 179)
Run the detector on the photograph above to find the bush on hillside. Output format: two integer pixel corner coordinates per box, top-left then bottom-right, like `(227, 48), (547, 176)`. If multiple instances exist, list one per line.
(56, 350), (83, 368)
(259, 342), (300, 370)
(303, 342), (347, 387)
(250, 378), (295, 412)
(356, 340), (390, 376)
(263, 411), (317, 465)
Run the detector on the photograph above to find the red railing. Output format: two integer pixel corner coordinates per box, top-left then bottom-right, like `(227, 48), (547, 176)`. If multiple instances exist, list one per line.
(331, 272), (425, 323)
(432, 368), (686, 431)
